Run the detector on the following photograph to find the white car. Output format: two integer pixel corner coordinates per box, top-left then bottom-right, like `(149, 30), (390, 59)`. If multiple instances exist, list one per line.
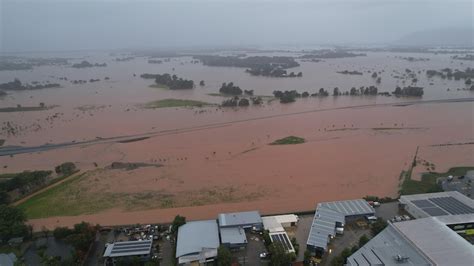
(259, 252), (269, 259)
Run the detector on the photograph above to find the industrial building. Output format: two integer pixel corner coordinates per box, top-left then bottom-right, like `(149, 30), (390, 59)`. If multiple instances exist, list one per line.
(219, 226), (247, 249)
(176, 220), (220, 265)
(218, 210), (263, 230)
(262, 214), (299, 232)
(103, 240), (153, 265)
(347, 214), (474, 266)
(306, 199), (375, 255)
(261, 214), (299, 253)
(399, 191), (474, 218)
(217, 211), (263, 249)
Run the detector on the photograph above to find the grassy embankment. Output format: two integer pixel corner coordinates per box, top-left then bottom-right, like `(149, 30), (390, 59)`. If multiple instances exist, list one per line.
(16, 172), (111, 218)
(270, 136), (306, 145)
(399, 166), (474, 195)
(144, 98), (213, 109)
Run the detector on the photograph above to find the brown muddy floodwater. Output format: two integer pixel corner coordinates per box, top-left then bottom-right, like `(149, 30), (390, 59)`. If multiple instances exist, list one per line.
(0, 50), (473, 229)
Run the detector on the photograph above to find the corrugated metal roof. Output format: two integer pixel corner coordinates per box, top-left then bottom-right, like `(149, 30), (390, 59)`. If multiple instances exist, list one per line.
(176, 220), (219, 258)
(307, 199), (374, 250)
(218, 211), (262, 227)
(103, 240), (153, 258)
(220, 227), (247, 245)
(347, 224), (431, 266)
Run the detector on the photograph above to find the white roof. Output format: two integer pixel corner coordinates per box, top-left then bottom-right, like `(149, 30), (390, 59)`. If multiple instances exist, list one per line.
(272, 214), (299, 224)
(262, 214), (298, 233)
(176, 220), (219, 258)
(393, 214), (474, 266)
(262, 216), (285, 233)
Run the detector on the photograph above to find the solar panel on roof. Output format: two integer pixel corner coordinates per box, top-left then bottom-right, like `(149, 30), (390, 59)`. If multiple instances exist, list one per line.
(412, 199), (435, 208)
(423, 207), (449, 216)
(429, 197), (474, 215)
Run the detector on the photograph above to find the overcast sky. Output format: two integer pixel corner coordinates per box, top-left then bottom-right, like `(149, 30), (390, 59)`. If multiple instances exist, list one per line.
(1, 0), (473, 52)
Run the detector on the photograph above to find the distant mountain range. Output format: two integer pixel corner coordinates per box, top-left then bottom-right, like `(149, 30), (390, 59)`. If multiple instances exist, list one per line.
(395, 28), (473, 47)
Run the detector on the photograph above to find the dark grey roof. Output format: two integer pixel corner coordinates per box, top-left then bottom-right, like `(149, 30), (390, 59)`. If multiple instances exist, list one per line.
(103, 240), (152, 258)
(307, 199), (374, 250)
(176, 220), (219, 258)
(218, 211), (262, 227)
(220, 227), (247, 245)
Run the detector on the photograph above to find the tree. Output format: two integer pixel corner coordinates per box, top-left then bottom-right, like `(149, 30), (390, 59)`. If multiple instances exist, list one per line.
(55, 162), (77, 176)
(199, 80), (205, 86)
(39, 102), (45, 108)
(269, 242), (292, 266)
(0, 190), (10, 204)
(41, 226), (50, 238)
(0, 205), (28, 242)
(358, 234), (369, 247)
(53, 227), (73, 240)
(217, 245), (232, 266)
(371, 218), (388, 236)
(333, 87), (340, 96)
(238, 98), (250, 106)
(171, 215), (186, 235)
(466, 78), (472, 85)
(303, 250), (312, 266)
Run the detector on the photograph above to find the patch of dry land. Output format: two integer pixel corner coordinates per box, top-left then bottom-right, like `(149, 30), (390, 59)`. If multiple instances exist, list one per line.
(2, 100), (473, 230)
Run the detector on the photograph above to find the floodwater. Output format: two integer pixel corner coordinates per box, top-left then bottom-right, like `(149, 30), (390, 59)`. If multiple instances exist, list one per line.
(0, 50), (473, 229)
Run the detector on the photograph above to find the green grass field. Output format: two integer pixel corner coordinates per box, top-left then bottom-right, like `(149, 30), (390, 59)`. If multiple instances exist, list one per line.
(144, 98), (212, 109)
(270, 136), (306, 145)
(399, 166), (474, 195)
(17, 173), (119, 218)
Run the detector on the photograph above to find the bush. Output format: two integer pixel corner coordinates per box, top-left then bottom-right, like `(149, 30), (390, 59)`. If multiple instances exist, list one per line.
(53, 227), (73, 240)
(55, 162), (77, 176)
(358, 234), (369, 247)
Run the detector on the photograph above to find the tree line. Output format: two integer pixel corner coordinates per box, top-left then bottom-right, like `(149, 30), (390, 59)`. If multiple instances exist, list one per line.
(140, 73), (194, 90)
(0, 79), (60, 91)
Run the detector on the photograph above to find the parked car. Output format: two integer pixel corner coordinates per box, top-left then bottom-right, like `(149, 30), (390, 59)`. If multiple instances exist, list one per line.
(260, 252), (270, 259)
(402, 215), (411, 221)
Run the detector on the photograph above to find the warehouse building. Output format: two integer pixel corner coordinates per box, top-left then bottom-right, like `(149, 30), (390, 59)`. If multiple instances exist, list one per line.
(261, 214), (298, 253)
(103, 240), (153, 265)
(262, 214), (299, 232)
(219, 226), (247, 249)
(399, 191), (474, 218)
(347, 214), (474, 266)
(176, 220), (220, 265)
(217, 211), (263, 249)
(306, 199), (375, 256)
(218, 210), (263, 230)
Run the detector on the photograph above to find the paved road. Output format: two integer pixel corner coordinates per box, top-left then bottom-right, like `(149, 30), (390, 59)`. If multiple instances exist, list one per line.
(1, 97), (472, 157)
